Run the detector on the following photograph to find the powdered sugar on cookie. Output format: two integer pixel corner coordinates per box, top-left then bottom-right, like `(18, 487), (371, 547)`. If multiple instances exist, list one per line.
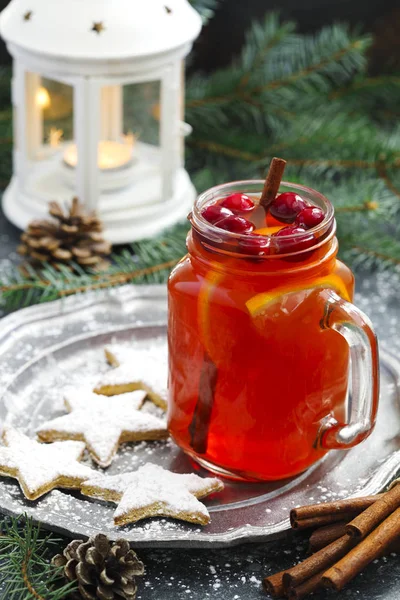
(37, 390), (168, 468)
(0, 427), (94, 500)
(81, 463), (224, 526)
(94, 345), (168, 410)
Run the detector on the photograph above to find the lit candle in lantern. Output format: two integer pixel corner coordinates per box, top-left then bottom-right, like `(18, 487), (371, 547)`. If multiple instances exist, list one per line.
(36, 86), (51, 109)
(63, 137), (135, 171)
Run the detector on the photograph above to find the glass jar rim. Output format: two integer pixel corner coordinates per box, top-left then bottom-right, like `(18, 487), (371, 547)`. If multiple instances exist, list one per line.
(191, 180), (335, 242)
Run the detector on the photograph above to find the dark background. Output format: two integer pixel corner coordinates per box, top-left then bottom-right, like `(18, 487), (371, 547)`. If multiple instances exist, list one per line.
(194, 0), (400, 74)
(0, 0), (398, 74)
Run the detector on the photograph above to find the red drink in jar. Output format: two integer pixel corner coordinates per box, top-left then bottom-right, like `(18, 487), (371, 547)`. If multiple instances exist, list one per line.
(168, 181), (379, 481)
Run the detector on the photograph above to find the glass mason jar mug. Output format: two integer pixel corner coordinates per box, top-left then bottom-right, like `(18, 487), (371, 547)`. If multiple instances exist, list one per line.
(167, 181), (379, 481)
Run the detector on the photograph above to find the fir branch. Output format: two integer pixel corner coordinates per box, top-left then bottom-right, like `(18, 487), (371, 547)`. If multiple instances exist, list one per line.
(0, 223), (189, 311)
(330, 75), (400, 100)
(188, 138), (262, 162)
(238, 12), (297, 88)
(187, 19), (371, 111)
(335, 201), (379, 213)
(376, 162), (400, 199)
(251, 37), (368, 93)
(0, 515), (76, 599)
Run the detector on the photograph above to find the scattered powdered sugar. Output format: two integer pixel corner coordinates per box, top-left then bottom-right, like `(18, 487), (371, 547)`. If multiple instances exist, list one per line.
(0, 273), (397, 555)
(98, 343), (168, 405)
(83, 463), (224, 524)
(0, 428), (94, 497)
(37, 390), (167, 467)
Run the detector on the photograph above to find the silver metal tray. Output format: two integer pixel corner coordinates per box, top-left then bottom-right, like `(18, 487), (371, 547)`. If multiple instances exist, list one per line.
(0, 284), (399, 548)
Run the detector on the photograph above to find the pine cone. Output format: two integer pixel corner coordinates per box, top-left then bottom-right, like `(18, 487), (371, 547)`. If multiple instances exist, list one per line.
(18, 198), (112, 269)
(52, 534), (144, 600)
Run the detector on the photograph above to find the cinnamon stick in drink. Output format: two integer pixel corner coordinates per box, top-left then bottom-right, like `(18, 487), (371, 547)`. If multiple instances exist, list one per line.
(346, 484), (400, 539)
(291, 494), (383, 526)
(322, 506), (400, 591)
(189, 351), (218, 454)
(260, 157), (287, 209)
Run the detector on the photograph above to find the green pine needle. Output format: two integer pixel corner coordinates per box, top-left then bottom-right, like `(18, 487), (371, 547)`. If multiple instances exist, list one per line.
(0, 223), (189, 312)
(0, 515), (76, 599)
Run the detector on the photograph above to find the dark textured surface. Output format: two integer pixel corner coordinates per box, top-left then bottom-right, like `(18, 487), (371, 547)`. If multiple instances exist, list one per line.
(0, 209), (400, 599)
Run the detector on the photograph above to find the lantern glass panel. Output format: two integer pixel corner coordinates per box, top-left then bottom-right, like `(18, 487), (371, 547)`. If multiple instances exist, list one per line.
(21, 72), (75, 203)
(93, 80), (163, 201)
(26, 73), (74, 161)
(123, 80), (161, 147)
(41, 77), (74, 147)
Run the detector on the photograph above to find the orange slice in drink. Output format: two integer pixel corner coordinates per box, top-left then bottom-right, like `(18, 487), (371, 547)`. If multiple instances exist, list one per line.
(198, 268), (250, 366)
(197, 268), (225, 364)
(246, 274), (350, 329)
(253, 226), (284, 236)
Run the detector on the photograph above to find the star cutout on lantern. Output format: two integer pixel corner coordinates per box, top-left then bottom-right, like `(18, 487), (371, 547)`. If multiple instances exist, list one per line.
(0, 427), (94, 501)
(37, 389), (168, 467)
(91, 21), (105, 34)
(48, 127), (64, 148)
(81, 463), (224, 526)
(122, 131), (135, 148)
(23, 10), (32, 21)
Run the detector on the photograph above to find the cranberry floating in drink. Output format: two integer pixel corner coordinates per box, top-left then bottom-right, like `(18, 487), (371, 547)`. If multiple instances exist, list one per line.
(215, 214), (255, 234)
(270, 192), (309, 223)
(168, 158), (379, 481)
(201, 204), (233, 224)
(220, 193), (255, 213)
(238, 235), (271, 256)
(296, 206), (325, 229)
(272, 224), (315, 253)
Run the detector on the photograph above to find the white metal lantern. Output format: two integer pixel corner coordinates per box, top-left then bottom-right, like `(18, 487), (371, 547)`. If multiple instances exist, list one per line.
(0, 0), (202, 243)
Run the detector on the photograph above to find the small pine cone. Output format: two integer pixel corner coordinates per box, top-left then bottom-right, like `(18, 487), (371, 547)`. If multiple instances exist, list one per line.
(52, 534), (144, 600)
(18, 198), (112, 270)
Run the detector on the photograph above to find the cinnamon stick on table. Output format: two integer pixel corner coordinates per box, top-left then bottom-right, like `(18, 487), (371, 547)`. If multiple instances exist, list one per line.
(262, 570), (286, 598)
(346, 483), (400, 539)
(260, 157), (287, 209)
(291, 512), (360, 531)
(287, 570), (326, 600)
(308, 522), (348, 553)
(282, 535), (356, 591)
(322, 505), (400, 591)
(290, 494), (383, 528)
(308, 522), (400, 554)
(264, 492), (400, 599)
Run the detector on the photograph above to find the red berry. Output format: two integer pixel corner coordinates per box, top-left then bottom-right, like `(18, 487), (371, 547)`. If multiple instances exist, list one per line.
(239, 235), (270, 256)
(274, 225), (306, 237)
(272, 225), (315, 253)
(296, 206), (325, 229)
(215, 215), (255, 234)
(220, 193), (255, 213)
(270, 192), (308, 223)
(202, 204), (233, 224)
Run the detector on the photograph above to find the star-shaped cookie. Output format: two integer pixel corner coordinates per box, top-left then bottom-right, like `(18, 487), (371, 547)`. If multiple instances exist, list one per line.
(37, 390), (168, 468)
(94, 345), (168, 410)
(0, 427), (94, 500)
(81, 463), (224, 526)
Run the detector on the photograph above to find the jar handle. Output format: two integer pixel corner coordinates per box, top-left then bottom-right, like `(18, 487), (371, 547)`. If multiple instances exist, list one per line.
(316, 289), (380, 450)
